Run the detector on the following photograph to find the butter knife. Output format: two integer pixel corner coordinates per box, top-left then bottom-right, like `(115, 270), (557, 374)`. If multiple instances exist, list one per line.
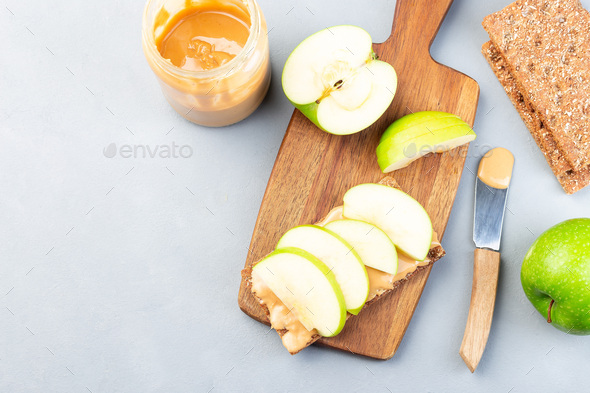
(460, 147), (514, 372)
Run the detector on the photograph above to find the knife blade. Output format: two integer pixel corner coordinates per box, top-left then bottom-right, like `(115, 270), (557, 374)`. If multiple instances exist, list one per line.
(473, 179), (508, 251)
(460, 147), (514, 373)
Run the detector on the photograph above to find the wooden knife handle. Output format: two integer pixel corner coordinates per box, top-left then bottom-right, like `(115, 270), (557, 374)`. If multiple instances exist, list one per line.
(459, 248), (501, 372)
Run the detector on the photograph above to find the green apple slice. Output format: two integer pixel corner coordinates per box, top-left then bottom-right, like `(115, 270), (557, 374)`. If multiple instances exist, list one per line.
(282, 25), (397, 135)
(324, 219), (398, 275)
(376, 111), (476, 173)
(343, 184), (433, 261)
(377, 125), (476, 172)
(380, 117), (469, 147)
(276, 225), (369, 315)
(379, 123), (473, 150)
(379, 111), (461, 141)
(252, 247), (346, 337)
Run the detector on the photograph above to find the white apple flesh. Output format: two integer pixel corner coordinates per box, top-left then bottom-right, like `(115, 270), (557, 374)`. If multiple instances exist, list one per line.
(252, 247), (347, 337)
(343, 184), (433, 261)
(282, 25), (397, 135)
(276, 225), (369, 315)
(325, 219), (398, 275)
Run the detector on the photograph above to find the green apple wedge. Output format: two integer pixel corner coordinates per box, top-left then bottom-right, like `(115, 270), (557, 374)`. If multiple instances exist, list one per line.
(343, 184), (433, 261)
(380, 111), (462, 141)
(252, 247), (347, 337)
(325, 219), (398, 275)
(521, 219), (590, 335)
(377, 124), (476, 172)
(276, 225), (369, 315)
(380, 116), (469, 147)
(376, 111), (476, 173)
(282, 25), (397, 135)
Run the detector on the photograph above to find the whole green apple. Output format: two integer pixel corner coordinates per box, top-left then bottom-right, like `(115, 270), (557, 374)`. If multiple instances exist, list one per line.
(521, 218), (590, 335)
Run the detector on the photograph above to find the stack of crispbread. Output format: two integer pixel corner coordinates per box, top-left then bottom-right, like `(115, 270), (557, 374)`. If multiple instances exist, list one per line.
(482, 0), (590, 194)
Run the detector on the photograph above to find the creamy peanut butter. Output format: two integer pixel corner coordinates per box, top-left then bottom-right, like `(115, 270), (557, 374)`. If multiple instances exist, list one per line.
(142, 0), (271, 126)
(156, 2), (250, 71)
(366, 233), (439, 300)
(366, 266), (395, 298)
(315, 205), (345, 226)
(251, 268), (317, 353)
(252, 204), (440, 353)
(477, 147), (514, 189)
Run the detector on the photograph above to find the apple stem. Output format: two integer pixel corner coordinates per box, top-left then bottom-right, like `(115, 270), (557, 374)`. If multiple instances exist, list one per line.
(547, 299), (554, 323)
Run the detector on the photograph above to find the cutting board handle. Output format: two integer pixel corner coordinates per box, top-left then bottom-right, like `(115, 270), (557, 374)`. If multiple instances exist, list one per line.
(385, 0), (455, 57)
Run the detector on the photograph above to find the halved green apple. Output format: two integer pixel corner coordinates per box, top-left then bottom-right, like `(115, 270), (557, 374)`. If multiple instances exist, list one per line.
(376, 111), (476, 172)
(343, 184), (433, 261)
(276, 225), (369, 315)
(252, 247), (346, 337)
(282, 25), (397, 135)
(325, 219), (398, 275)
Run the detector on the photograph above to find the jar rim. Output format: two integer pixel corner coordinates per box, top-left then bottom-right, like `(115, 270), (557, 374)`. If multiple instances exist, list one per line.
(142, 0), (261, 80)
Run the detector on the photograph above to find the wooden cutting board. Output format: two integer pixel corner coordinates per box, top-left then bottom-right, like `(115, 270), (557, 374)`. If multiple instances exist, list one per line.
(238, 0), (479, 359)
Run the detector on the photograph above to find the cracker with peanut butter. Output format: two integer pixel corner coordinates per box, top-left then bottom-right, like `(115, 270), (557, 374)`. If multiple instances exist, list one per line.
(241, 177), (445, 355)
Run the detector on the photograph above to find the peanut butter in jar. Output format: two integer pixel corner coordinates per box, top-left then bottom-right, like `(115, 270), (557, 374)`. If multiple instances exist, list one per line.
(142, 0), (271, 127)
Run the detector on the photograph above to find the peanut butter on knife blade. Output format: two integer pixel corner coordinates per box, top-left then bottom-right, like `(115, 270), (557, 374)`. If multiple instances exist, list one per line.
(477, 147), (514, 189)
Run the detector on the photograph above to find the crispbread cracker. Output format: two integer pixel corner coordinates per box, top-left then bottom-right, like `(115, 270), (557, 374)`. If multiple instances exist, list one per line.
(242, 176), (445, 354)
(483, 41), (590, 194)
(483, 0), (590, 171)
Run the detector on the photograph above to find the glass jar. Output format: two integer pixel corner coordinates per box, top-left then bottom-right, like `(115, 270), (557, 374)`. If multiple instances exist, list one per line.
(142, 0), (271, 127)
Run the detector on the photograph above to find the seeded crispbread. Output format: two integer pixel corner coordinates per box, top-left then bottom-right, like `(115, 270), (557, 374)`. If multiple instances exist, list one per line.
(241, 176), (445, 354)
(483, 0), (590, 171)
(482, 40), (590, 194)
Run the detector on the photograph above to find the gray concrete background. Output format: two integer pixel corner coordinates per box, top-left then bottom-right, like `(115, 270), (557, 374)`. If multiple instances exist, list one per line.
(2, 0), (589, 391)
